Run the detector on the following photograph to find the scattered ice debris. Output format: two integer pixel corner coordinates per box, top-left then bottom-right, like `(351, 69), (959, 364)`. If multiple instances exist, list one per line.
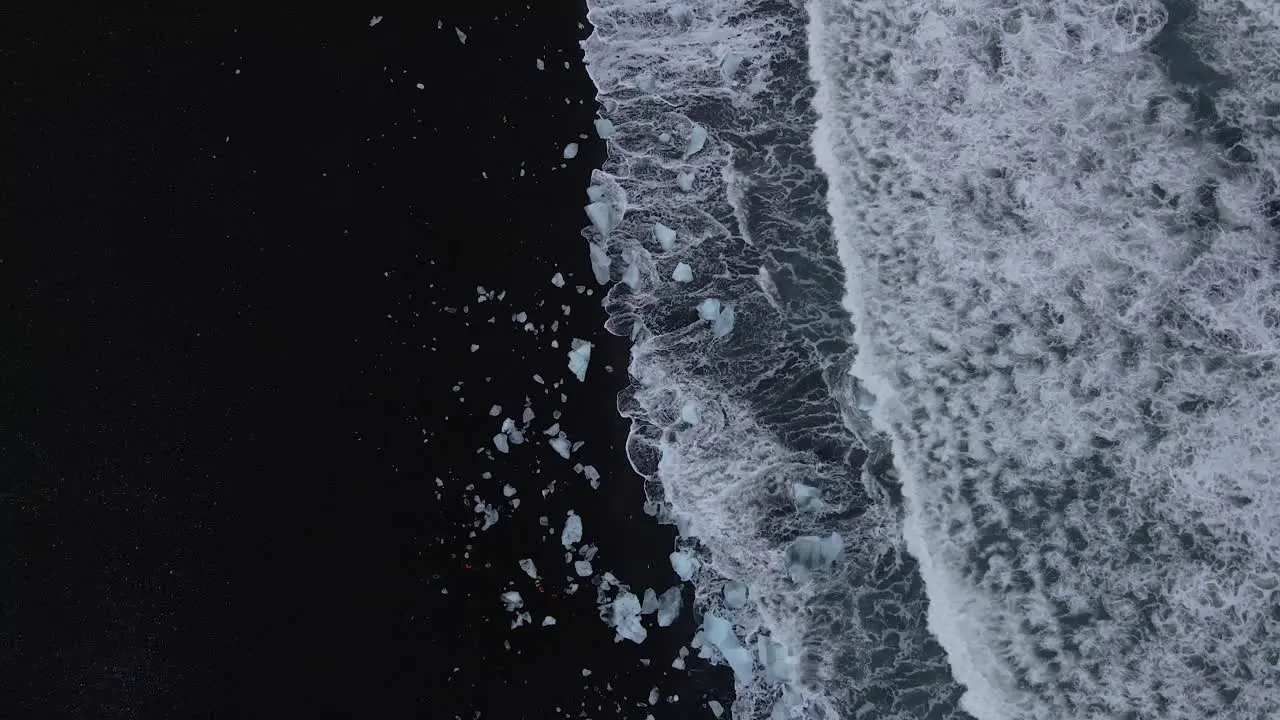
(501, 591), (524, 611)
(582, 464), (601, 489)
(588, 243), (611, 284)
(584, 201), (614, 236)
(793, 483), (823, 513)
(561, 512), (583, 547)
(489, 404), (502, 416)
(786, 532), (844, 580)
(709, 700), (725, 717)
(574, 560), (593, 577)
(536, 58), (545, 70)
(680, 401), (700, 425)
(593, 118), (615, 138)
(641, 588), (659, 614)
(549, 436), (572, 459)
(723, 581), (749, 609)
(612, 592), (647, 644)
(656, 586), (682, 627)
(455, 27), (467, 44)
(703, 614), (753, 681)
(669, 551), (699, 581)
(567, 340), (592, 381)
(542, 616), (557, 626)
(683, 123), (708, 159)
(579, 543), (598, 562)
(676, 171), (695, 192)
(519, 558), (538, 579)
(493, 434), (510, 453)
(672, 262), (693, 283)
(653, 223), (677, 251)
(563, 143), (579, 159)
(551, 272), (565, 287)
(368, 15), (383, 26)
(476, 500), (499, 531)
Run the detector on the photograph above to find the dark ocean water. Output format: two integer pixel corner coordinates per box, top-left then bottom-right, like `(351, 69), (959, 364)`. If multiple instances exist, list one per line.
(2, 3), (731, 717)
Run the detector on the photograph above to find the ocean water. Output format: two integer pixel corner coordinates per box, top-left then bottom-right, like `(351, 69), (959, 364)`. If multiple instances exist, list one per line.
(580, 0), (1280, 718)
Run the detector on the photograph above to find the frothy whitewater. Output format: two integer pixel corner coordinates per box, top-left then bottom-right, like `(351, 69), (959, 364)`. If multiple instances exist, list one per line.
(581, 0), (1280, 718)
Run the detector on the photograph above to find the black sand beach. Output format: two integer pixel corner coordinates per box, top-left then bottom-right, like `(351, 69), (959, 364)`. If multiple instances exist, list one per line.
(3, 3), (733, 718)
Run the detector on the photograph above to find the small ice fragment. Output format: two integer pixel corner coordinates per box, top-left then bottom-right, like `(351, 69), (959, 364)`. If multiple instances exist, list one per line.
(455, 27), (467, 44)
(586, 185), (606, 202)
(501, 418), (516, 433)
(502, 483), (517, 497)
(561, 512), (583, 547)
(501, 591), (523, 611)
(568, 340), (592, 381)
(563, 143), (579, 159)
(672, 262), (693, 282)
(697, 299), (722, 321)
(786, 533), (844, 578)
(551, 272), (565, 287)
(622, 260), (639, 289)
(683, 124), (707, 159)
(721, 53), (743, 80)
(488, 405), (502, 416)
(519, 558), (538, 579)
(574, 560), (593, 577)
(653, 223), (677, 251)
(542, 615), (557, 626)
(793, 483), (823, 513)
(667, 4), (694, 27)
(855, 384), (876, 411)
(594, 118), (615, 138)
(536, 58), (545, 70)
(723, 581), (749, 609)
(493, 434), (510, 453)
(656, 586), (682, 627)
(648, 687), (660, 705)
(544, 423), (560, 436)
(758, 635), (794, 683)
(703, 614), (753, 681)
(713, 305), (735, 338)
(658, 132), (672, 144)
(368, 15), (383, 26)
(680, 401), (700, 425)
(612, 592), (647, 644)
(588, 243), (611, 285)
(638, 74), (657, 93)
(582, 668), (591, 676)
(582, 465), (600, 483)
(584, 202), (613, 236)
(641, 588), (659, 614)
(506, 428), (524, 444)
(672, 656), (685, 669)
(522, 407), (535, 424)
(709, 700), (725, 717)
(676, 171), (695, 192)
(549, 437), (571, 459)
(669, 551), (699, 581)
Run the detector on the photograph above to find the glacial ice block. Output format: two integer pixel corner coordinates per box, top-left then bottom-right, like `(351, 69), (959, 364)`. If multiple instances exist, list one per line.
(568, 340), (592, 381)
(703, 614), (753, 681)
(561, 512), (583, 547)
(656, 586), (682, 627)
(683, 124), (707, 159)
(493, 434), (510, 453)
(672, 262), (693, 282)
(697, 299), (722, 320)
(594, 118), (616, 138)
(588, 243), (611, 285)
(653, 223), (677, 251)
(670, 550), (699, 581)
(585, 201), (613, 236)
(712, 305), (735, 338)
(641, 588), (659, 614)
(563, 143), (579, 159)
(612, 592), (647, 644)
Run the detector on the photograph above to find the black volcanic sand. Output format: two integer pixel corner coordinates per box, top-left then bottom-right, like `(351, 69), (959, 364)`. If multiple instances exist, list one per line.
(1, 3), (735, 719)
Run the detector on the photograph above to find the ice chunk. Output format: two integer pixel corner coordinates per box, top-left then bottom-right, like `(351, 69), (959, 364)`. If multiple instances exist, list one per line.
(519, 558), (538, 579)
(641, 588), (659, 614)
(588, 243), (611, 285)
(582, 465), (601, 483)
(723, 581), (749, 609)
(574, 560), (593, 577)
(622, 259), (639, 289)
(522, 407), (535, 424)
(542, 615), (557, 626)
(563, 143), (579, 159)
(502, 484), (517, 497)
(658, 132), (672, 144)
(669, 551), (699, 581)
(584, 201), (613, 236)
(653, 223), (677, 251)
(709, 700), (725, 718)
(676, 171), (695, 192)
(586, 185), (606, 202)
(536, 58), (545, 70)
(493, 434), (510, 454)
(713, 305), (735, 338)
(697, 298), (722, 321)
(792, 483), (823, 513)
(680, 401), (700, 425)
(656, 586), (682, 627)
(561, 512), (583, 547)
(501, 591), (523, 611)
(648, 687), (660, 705)
(672, 262), (693, 283)
(551, 272), (565, 287)
(488, 404), (502, 416)
(786, 533), (844, 578)
(667, 4), (694, 27)
(549, 436), (571, 459)
(611, 592), (647, 644)
(567, 340), (592, 381)
(455, 27), (467, 44)
(855, 384), (876, 412)
(638, 74), (657, 93)
(703, 614), (753, 681)
(593, 118), (615, 139)
(683, 123), (707, 159)
(368, 15), (383, 26)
